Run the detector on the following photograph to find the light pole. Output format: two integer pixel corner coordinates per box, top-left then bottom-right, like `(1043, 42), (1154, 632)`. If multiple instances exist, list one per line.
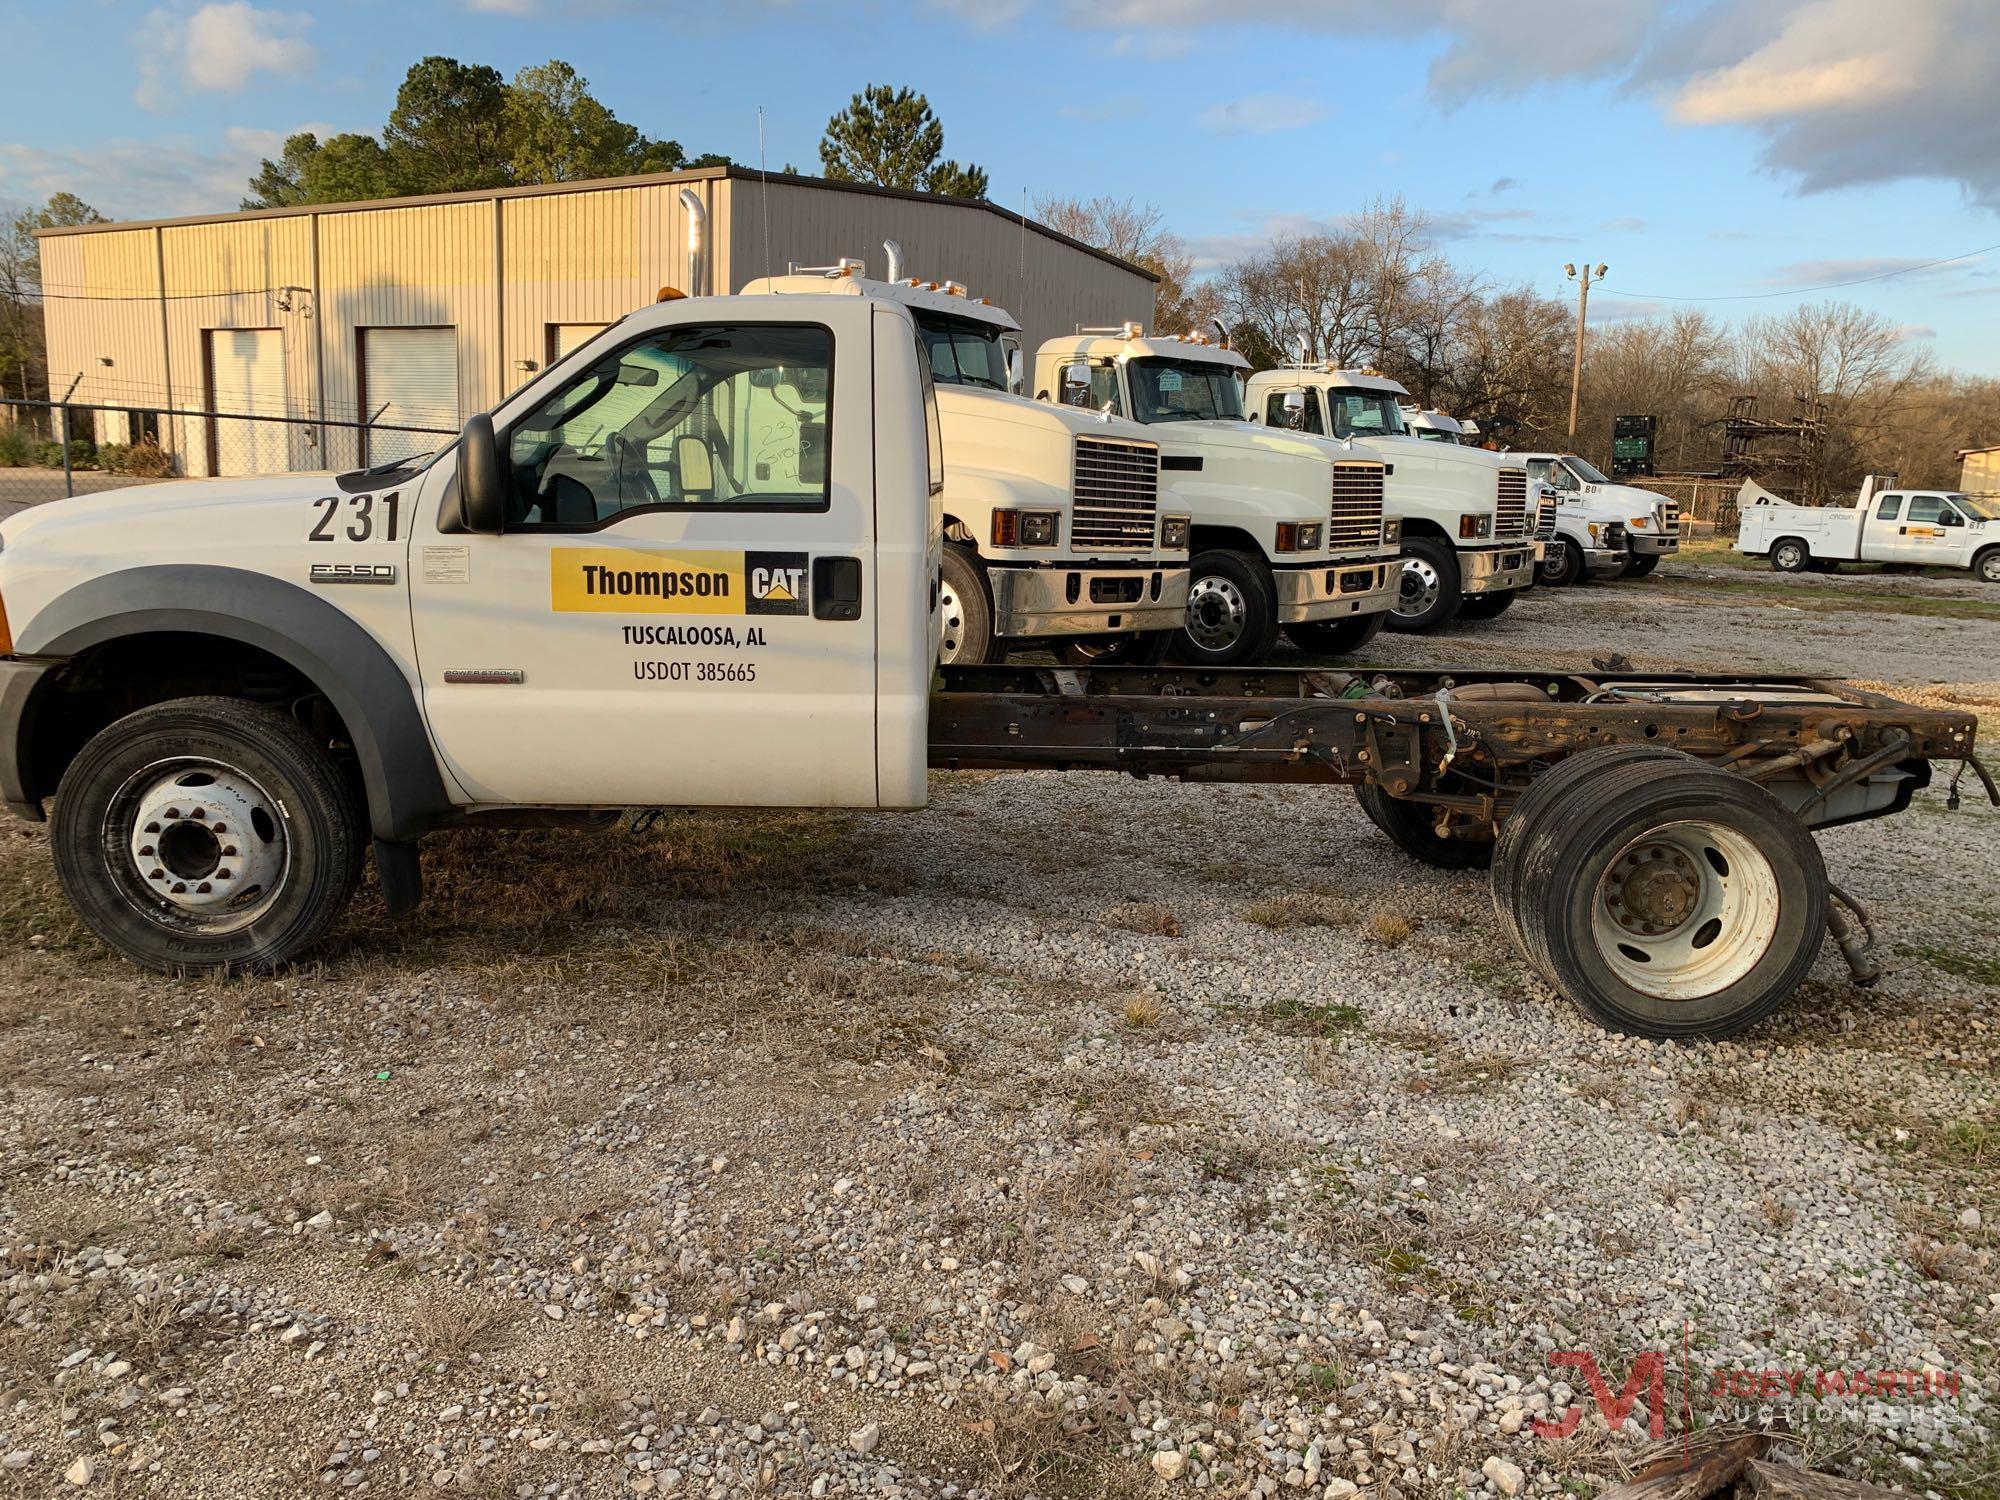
(1564, 261), (1606, 441)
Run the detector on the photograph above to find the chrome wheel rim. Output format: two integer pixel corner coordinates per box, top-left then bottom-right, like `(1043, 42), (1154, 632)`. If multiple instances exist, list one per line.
(107, 758), (289, 935)
(1395, 558), (1442, 618)
(1184, 575), (1248, 653)
(1591, 821), (1779, 1001)
(1537, 541), (1570, 583)
(939, 576), (969, 664)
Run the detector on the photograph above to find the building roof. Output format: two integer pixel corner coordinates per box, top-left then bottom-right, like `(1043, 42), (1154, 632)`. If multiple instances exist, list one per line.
(33, 164), (1159, 284)
(1958, 445), (2000, 459)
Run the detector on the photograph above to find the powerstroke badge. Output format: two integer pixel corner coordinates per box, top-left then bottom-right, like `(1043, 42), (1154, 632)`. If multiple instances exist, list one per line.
(551, 548), (742, 615)
(746, 552), (808, 616)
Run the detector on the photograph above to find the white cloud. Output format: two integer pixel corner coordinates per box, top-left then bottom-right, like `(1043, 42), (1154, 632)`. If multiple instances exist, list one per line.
(136, 3), (316, 111)
(1200, 94), (1325, 136)
(1890, 323), (1937, 342)
(1767, 255), (1961, 286)
(1591, 297), (1670, 323)
(0, 135), (271, 220)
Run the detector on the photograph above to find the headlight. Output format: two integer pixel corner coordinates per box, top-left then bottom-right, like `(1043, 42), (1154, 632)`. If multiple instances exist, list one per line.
(1161, 515), (1191, 550)
(1020, 511), (1059, 547)
(1382, 516), (1401, 547)
(1274, 522), (1321, 552)
(1458, 513), (1492, 540)
(1297, 522), (1323, 551)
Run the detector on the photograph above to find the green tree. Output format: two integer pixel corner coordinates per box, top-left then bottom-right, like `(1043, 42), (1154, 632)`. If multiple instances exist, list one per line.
(242, 132), (398, 210)
(382, 56), (512, 194)
(818, 84), (988, 198)
(1, 193), (105, 400)
(503, 61), (727, 183)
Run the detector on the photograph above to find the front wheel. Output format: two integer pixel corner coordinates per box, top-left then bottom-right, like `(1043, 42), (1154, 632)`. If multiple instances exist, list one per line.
(1170, 549), (1278, 666)
(1770, 538), (1810, 573)
(1054, 630), (1172, 666)
(1355, 784), (1494, 869)
(939, 545), (996, 666)
(1537, 537), (1582, 588)
(1456, 589), (1517, 622)
(1283, 611), (1386, 657)
(1625, 554), (1660, 578)
(1976, 548), (2000, 584)
(51, 697), (364, 973)
(1384, 537), (1464, 633)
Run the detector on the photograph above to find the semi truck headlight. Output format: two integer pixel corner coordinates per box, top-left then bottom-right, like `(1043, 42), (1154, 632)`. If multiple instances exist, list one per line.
(1382, 516), (1401, 547)
(1297, 522), (1322, 550)
(1019, 511), (1059, 547)
(1161, 515), (1190, 549)
(1459, 513), (1492, 540)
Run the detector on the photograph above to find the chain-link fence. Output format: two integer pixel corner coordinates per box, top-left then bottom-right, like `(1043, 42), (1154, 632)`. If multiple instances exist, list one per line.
(0, 399), (457, 520)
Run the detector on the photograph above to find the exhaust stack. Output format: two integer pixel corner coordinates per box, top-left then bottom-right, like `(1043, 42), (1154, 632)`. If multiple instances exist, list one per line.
(678, 187), (708, 296)
(883, 239), (906, 282)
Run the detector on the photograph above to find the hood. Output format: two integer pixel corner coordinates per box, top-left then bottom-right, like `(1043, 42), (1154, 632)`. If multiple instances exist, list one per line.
(1, 471), (341, 546)
(937, 384), (1158, 443)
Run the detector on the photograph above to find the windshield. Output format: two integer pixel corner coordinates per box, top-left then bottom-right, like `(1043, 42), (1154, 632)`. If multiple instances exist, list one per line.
(1324, 389), (1407, 438)
(1565, 455), (1611, 484)
(915, 312), (1009, 391)
(1950, 492), (2000, 521)
(1128, 358), (1244, 423)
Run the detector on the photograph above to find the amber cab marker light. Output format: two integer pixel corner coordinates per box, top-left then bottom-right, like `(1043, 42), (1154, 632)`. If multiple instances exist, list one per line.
(0, 586), (12, 658)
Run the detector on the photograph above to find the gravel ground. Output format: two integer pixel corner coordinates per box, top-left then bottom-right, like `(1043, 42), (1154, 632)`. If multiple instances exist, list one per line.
(0, 563), (1994, 1499)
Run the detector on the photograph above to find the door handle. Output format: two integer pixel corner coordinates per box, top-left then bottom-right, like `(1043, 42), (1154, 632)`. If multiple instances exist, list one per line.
(813, 556), (863, 621)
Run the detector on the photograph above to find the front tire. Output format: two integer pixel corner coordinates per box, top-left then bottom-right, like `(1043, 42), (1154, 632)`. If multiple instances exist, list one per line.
(1355, 784), (1494, 869)
(51, 697), (363, 973)
(939, 544), (997, 666)
(1284, 611), (1386, 657)
(1770, 538), (1810, 573)
(1384, 537), (1464, 633)
(1976, 548), (2000, 584)
(1537, 537), (1583, 588)
(1625, 554), (1660, 578)
(1170, 549), (1279, 666)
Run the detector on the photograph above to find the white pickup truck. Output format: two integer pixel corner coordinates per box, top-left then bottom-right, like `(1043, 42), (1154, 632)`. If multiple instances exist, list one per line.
(1737, 475), (2000, 581)
(1518, 452), (1677, 581)
(0, 283), (1979, 1043)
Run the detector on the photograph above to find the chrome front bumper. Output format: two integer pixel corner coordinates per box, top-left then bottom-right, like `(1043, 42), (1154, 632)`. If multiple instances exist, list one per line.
(1583, 545), (1631, 578)
(1461, 542), (1538, 595)
(989, 564), (1191, 639)
(1273, 555), (1401, 623)
(1629, 532), (1679, 558)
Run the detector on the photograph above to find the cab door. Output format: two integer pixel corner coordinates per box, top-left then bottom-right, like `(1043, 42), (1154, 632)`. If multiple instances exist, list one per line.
(1886, 494), (1962, 566)
(408, 310), (881, 809)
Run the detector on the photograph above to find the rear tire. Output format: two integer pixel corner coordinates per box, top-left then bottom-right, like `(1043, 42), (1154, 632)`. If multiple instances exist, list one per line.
(939, 544), (996, 665)
(1384, 537), (1463, 633)
(1284, 611), (1386, 657)
(1054, 630), (1172, 666)
(1354, 784), (1494, 869)
(1170, 549), (1279, 666)
(51, 696), (363, 973)
(1456, 590), (1518, 621)
(1770, 538), (1810, 573)
(1537, 537), (1583, 587)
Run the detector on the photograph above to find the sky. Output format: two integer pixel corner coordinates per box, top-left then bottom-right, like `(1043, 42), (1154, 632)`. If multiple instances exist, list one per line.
(3, 0), (1999, 373)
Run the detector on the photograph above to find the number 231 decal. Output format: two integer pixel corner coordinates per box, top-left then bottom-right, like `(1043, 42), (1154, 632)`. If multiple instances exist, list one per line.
(309, 491), (401, 543)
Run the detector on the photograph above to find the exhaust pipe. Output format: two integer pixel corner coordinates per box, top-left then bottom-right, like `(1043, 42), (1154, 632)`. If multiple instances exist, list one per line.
(679, 187), (708, 296)
(883, 239), (905, 282)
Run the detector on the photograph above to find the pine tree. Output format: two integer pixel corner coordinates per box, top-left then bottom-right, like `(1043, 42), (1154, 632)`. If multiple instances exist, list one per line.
(818, 84), (988, 198)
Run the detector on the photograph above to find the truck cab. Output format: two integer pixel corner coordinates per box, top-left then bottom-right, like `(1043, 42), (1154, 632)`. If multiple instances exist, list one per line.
(1518, 452), (1676, 581)
(1032, 327), (1401, 661)
(740, 260), (1190, 665)
(1407, 409), (1468, 443)
(1737, 475), (2000, 580)
(1243, 367), (1538, 632)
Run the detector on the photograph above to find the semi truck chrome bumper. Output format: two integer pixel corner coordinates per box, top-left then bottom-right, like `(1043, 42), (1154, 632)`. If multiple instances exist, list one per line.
(0, 659), (52, 822)
(1629, 533), (1679, 558)
(1274, 556), (1400, 623)
(1461, 545), (1537, 595)
(1582, 546), (1631, 579)
(989, 565), (1191, 639)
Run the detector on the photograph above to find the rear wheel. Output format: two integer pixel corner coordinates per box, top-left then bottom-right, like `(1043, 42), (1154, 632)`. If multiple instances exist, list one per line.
(1054, 630), (1172, 666)
(1537, 537), (1583, 587)
(1497, 753), (1827, 1039)
(1384, 537), (1463, 633)
(1355, 783), (1494, 869)
(1456, 589), (1518, 622)
(939, 545), (996, 665)
(1770, 538), (1810, 573)
(1284, 611), (1386, 657)
(51, 697), (363, 973)
(1171, 549), (1279, 666)
(1976, 548), (2000, 584)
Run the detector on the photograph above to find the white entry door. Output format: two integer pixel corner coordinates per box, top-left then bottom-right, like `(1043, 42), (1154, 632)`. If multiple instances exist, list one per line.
(362, 326), (459, 466)
(206, 328), (288, 476)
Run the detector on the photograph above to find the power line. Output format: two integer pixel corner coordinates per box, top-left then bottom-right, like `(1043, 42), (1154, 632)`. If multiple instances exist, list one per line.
(1620, 241), (2000, 302)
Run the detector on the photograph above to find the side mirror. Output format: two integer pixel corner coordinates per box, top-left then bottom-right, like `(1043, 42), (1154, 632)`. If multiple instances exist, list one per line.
(457, 413), (506, 534)
(1008, 348), (1025, 395)
(1281, 390), (1305, 412)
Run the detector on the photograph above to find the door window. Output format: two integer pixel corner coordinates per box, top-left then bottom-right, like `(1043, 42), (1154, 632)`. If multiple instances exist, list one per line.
(1906, 496), (1947, 525)
(505, 324), (833, 528)
(1264, 390), (1323, 434)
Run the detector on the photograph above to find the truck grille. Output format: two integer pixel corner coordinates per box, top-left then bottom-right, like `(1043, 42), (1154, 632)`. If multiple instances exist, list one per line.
(1329, 462), (1386, 552)
(1535, 494), (1558, 538)
(1070, 436), (1161, 551)
(1496, 469), (1529, 537)
(1660, 500), (1680, 535)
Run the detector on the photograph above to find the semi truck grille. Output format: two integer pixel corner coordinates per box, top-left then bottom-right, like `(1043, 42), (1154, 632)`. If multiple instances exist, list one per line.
(1496, 469), (1529, 537)
(1660, 500), (1680, 535)
(1535, 494), (1558, 538)
(1329, 462), (1387, 551)
(1070, 436), (1161, 550)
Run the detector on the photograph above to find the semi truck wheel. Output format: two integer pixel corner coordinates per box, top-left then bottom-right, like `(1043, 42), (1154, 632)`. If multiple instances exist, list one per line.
(1537, 538), (1582, 587)
(1354, 783), (1494, 868)
(1283, 611), (1385, 657)
(1385, 538), (1464, 633)
(1456, 590), (1517, 621)
(1770, 538), (1810, 573)
(1054, 631), (1172, 666)
(1170, 549), (1278, 666)
(51, 697), (364, 974)
(1977, 548), (2000, 584)
(1499, 754), (1827, 1040)
(939, 545), (996, 665)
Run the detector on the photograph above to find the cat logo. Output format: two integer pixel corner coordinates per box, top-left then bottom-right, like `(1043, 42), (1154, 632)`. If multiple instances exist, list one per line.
(746, 551), (808, 616)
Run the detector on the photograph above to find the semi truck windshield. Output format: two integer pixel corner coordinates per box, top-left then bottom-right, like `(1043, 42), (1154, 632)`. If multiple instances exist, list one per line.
(1130, 359), (1245, 423)
(1325, 390), (1407, 439)
(916, 313), (1010, 391)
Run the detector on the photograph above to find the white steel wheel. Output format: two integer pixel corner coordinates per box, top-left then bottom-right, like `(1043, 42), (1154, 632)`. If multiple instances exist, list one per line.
(1589, 821), (1780, 1001)
(1771, 539), (1809, 573)
(1978, 550), (2000, 584)
(938, 545), (994, 666)
(113, 759), (290, 934)
(1185, 574), (1250, 653)
(939, 575), (971, 664)
(1394, 557), (1442, 619)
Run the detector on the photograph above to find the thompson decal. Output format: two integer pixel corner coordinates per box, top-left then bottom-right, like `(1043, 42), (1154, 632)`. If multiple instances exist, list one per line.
(551, 548), (742, 615)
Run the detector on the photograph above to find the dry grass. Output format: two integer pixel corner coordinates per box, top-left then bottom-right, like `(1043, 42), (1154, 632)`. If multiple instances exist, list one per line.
(1243, 892), (1347, 929)
(406, 1292), (515, 1363)
(1365, 910), (1414, 947)
(1120, 991), (1162, 1029)
(1102, 902), (1181, 938)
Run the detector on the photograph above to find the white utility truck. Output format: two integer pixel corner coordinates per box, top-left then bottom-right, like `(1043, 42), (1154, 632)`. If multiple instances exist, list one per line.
(1032, 326), (1402, 660)
(1519, 452), (1677, 581)
(1737, 475), (2000, 581)
(1243, 367), (1538, 632)
(742, 255), (1191, 666)
(0, 284), (1980, 1044)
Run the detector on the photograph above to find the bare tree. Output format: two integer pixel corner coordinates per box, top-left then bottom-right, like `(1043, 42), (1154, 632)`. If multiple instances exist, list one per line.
(1035, 194), (1220, 335)
(1220, 233), (1374, 366)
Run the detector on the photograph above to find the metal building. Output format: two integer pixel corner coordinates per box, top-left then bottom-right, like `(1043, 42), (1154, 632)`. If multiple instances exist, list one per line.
(35, 166), (1156, 477)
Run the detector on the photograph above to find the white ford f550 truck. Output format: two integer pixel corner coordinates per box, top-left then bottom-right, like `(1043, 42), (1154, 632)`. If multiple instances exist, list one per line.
(0, 285), (1981, 1043)
(1519, 452), (1677, 581)
(1737, 475), (2000, 581)
(742, 258), (1190, 665)
(1243, 367), (1538, 632)
(1033, 326), (1402, 660)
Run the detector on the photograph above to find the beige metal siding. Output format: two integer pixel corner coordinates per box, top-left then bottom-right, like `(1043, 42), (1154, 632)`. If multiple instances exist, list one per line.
(36, 229), (168, 448)
(1961, 449), (2000, 498)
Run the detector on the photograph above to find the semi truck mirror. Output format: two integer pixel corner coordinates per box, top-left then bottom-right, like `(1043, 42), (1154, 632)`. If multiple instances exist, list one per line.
(1008, 348), (1025, 395)
(1282, 390), (1305, 411)
(458, 413), (507, 535)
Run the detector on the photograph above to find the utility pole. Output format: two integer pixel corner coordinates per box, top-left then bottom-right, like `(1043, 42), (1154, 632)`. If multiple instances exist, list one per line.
(1565, 261), (1606, 441)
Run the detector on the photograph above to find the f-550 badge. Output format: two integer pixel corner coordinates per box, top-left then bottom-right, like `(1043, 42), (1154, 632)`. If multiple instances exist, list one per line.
(310, 562), (398, 585)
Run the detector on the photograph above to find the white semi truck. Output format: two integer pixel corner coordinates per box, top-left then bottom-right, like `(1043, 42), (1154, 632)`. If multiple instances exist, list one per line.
(1518, 452), (1678, 581)
(1737, 475), (2000, 580)
(1242, 367), (1539, 632)
(0, 283), (1980, 1042)
(1032, 326), (1402, 660)
(742, 257), (1192, 666)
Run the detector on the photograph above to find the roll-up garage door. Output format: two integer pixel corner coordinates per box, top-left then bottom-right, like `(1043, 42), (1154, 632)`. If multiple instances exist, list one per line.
(550, 323), (608, 363)
(206, 328), (288, 477)
(360, 326), (459, 466)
